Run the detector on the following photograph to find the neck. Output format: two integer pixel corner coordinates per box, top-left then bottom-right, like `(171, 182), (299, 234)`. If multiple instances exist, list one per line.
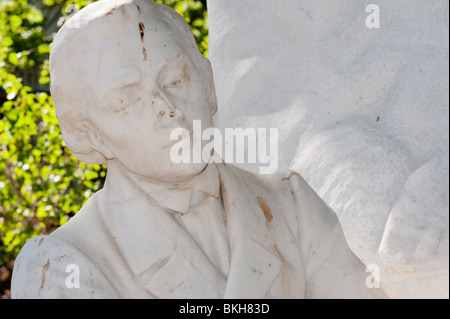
(102, 159), (206, 203)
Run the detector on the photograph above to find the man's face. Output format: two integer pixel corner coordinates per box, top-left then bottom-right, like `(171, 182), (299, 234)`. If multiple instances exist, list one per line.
(88, 12), (214, 182)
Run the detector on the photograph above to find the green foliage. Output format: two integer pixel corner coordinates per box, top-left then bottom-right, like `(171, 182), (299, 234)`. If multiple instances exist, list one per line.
(0, 0), (208, 298)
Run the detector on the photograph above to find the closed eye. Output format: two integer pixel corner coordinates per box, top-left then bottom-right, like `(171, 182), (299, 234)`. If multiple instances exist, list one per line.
(114, 97), (141, 113)
(163, 75), (189, 89)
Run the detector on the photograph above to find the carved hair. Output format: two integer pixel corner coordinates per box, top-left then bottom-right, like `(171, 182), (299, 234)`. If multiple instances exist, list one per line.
(50, 0), (217, 165)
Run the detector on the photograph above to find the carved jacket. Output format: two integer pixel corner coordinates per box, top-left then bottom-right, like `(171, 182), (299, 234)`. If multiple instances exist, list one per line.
(11, 163), (385, 299)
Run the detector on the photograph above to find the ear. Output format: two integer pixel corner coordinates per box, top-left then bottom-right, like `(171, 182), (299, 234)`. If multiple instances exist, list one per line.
(86, 124), (114, 160)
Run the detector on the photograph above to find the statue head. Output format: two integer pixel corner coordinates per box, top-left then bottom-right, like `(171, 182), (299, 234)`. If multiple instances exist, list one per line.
(50, 0), (218, 182)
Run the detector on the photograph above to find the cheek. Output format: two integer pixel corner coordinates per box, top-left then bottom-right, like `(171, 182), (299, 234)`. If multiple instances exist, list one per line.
(182, 82), (211, 115)
(99, 117), (143, 151)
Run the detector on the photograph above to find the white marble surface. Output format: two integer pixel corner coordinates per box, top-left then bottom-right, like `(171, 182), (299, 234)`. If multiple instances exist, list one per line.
(207, 0), (449, 298)
(11, 0), (387, 299)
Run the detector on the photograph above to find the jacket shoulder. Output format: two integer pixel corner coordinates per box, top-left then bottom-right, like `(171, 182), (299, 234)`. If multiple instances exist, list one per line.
(219, 163), (291, 191)
(12, 222), (118, 298)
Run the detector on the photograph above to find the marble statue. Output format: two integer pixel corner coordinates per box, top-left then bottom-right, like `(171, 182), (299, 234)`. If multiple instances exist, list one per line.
(207, 0), (449, 299)
(11, 0), (387, 299)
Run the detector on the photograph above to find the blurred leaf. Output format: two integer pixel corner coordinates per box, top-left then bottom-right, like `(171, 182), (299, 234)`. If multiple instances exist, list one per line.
(7, 53), (19, 66)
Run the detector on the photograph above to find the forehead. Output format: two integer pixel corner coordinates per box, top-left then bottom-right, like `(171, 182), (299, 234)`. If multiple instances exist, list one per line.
(76, 3), (196, 89)
(94, 31), (188, 88)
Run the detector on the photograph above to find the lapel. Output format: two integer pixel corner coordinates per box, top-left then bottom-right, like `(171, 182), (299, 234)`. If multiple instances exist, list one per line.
(216, 164), (283, 298)
(98, 191), (227, 298)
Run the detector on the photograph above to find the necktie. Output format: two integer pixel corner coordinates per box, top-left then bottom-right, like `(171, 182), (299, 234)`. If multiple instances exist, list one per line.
(174, 189), (230, 277)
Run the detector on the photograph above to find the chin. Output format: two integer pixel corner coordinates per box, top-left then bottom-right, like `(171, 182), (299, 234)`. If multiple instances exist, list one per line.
(168, 162), (209, 180)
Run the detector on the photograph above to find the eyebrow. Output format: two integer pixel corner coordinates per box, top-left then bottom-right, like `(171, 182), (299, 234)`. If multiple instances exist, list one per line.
(158, 52), (189, 79)
(164, 51), (189, 65)
(109, 75), (141, 90)
(99, 75), (141, 105)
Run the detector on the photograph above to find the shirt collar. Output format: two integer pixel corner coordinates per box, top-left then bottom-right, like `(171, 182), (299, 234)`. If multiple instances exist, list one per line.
(147, 164), (220, 214)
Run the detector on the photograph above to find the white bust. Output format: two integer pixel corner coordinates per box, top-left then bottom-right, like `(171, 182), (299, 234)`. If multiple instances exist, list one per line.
(50, 0), (217, 183)
(11, 0), (386, 299)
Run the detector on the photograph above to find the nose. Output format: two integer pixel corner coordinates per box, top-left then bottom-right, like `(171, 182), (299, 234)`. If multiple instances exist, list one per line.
(152, 90), (185, 122)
